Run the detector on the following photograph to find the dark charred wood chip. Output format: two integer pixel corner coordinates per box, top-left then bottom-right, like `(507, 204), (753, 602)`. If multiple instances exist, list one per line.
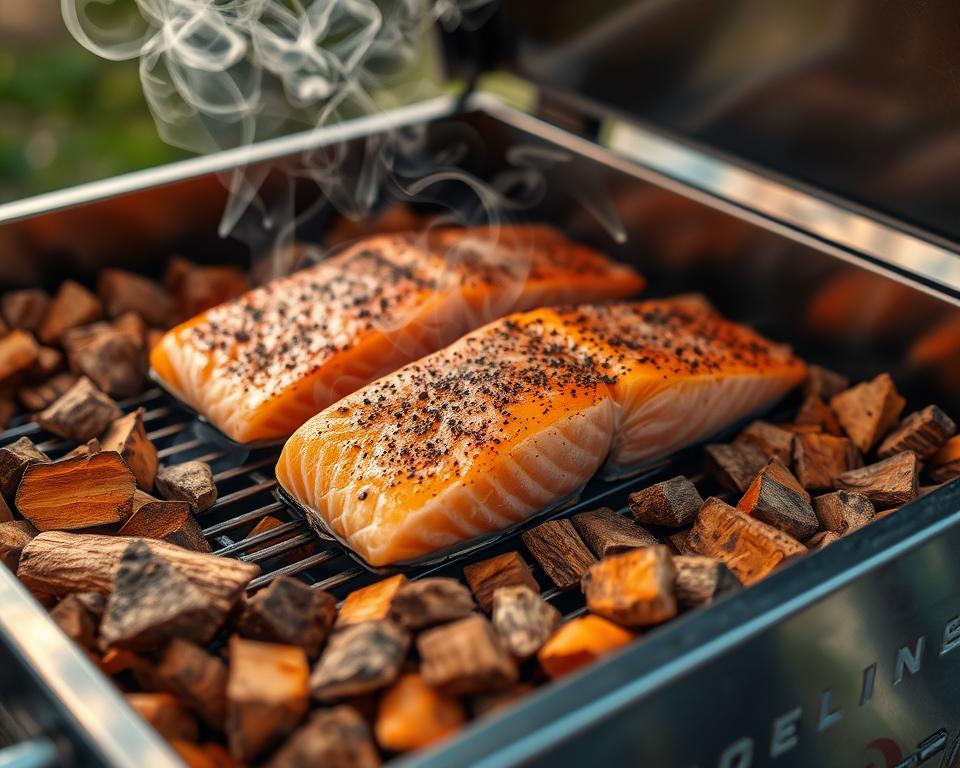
(570, 507), (659, 558)
(49, 593), (97, 649)
(735, 421), (796, 465)
(0, 520), (37, 571)
(100, 408), (158, 491)
(117, 499), (211, 552)
(126, 692), (199, 743)
(63, 322), (145, 398)
(704, 443), (768, 493)
(812, 490), (875, 534)
(388, 577), (475, 630)
(737, 459), (818, 541)
(2, 289), (50, 334)
(38, 280), (103, 346)
(0, 330), (39, 385)
(803, 365), (849, 400)
(98, 269), (178, 328)
(264, 706), (380, 768)
(0, 436), (48, 498)
(35, 376), (121, 442)
(806, 531), (840, 550)
(836, 451), (919, 509)
(628, 475), (703, 528)
(155, 461), (217, 513)
(582, 546), (677, 627)
(521, 519), (596, 590)
(17, 371), (77, 413)
(238, 577), (336, 657)
(491, 585), (561, 659)
(462, 551), (539, 613)
(672, 555), (742, 608)
(310, 620), (410, 702)
(877, 405), (956, 460)
(155, 638), (228, 729)
(418, 613), (518, 696)
(794, 394), (843, 436)
(829, 373), (905, 453)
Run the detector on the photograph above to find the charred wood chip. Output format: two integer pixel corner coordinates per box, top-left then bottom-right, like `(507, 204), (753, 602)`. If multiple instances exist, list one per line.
(930, 436), (960, 483)
(264, 706), (380, 768)
(735, 421), (796, 465)
(687, 497), (806, 586)
(17, 371), (77, 413)
(111, 311), (147, 348)
(155, 637), (228, 730)
(0, 436), (48, 498)
(794, 394), (843, 436)
(310, 620), (410, 702)
(667, 528), (694, 555)
(793, 432), (861, 492)
(336, 574), (408, 628)
(375, 673), (465, 753)
(117, 499), (210, 552)
(462, 551), (539, 613)
(98, 269), (177, 328)
(812, 490), (875, 534)
(61, 438), (101, 460)
(125, 692), (199, 743)
(49, 593), (98, 649)
(803, 365), (849, 401)
(582, 546), (677, 628)
(629, 475), (703, 528)
(521, 518), (596, 590)
(387, 577), (475, 630)
(491, 585), (561, 659)
(155, 461), (217, 513)
(806, 531), (840, 550)
(829, 373), (905, 453)
(418, 613), (518, 696)
(570, 507), (658, 558)
(672, 555), (742, 608)
(35, 376), (121, 442)
(0, 330), (39, 385)
(737, 459), (818, 541)
(704, 443), (768, 493)
(0, 519), (37, 571)
(63, 323), (146, 398)
(100, 408), (158, 491)
(16, 451), (136, 531)
(877, 405), (956, 460)
(238, 576), (336, 658)
(38, 280), (103, 346)
(226, 637), (310, 764)
(836, 451), (919, 509)
(2, 289), (50, 334)
(537, 615), (634, 679)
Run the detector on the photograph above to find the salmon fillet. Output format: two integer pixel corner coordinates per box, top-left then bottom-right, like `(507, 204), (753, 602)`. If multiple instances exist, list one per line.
(276, 298), (806, 566)
(150, 227), (644, 443)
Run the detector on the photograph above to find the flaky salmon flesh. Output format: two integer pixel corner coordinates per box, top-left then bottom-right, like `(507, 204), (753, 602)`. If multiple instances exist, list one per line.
(150, 226), (644, 443)
(276, 298), (807, 566)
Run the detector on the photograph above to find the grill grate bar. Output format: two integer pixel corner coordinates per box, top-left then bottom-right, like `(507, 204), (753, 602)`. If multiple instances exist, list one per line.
(239, 532), (318, 563)
(308, 567), (366, 593)
(202, 501), (285, 536)
(214, 520), (304, 556)
(213, 457), (277, 483)
(249, 551), (348, 590)
(203, 479), (278, 513)
(157, 438), (207, 459)
(146, 422), (192, 442)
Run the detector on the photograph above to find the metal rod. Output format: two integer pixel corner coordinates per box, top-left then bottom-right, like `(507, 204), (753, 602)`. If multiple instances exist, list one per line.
(202, 501), (285, 536)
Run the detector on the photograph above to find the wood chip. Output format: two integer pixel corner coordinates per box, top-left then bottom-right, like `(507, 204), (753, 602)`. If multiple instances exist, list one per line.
(878, 405), (956, 460)
(16, 451), (136, 531)
(164, 257), (248, 317)
(737, 459), (818, 540)
(0, 330), (39, 385)
(0, 519), (37, 571)
(704, 443), (768, 493)
(829, 373), (905, 452)
(537, 615), (634, 679)
(100, 408), (158, 491)
(570, 507), (658, 558)
(38, 280), (103, 345)
(155, 638), (228, 729)
(310, 620), (410, 702)
(31, 345), (64, 379)
(418, 613), (518, 696)
(2, 289), (50, 333)
(735, 421), (796, 465)
(491, 585), (561, 659)
(155, 461), (218, 513)
(582, 546), (677, 627)
(63, 322), (145, 397)
(672, 555), (742, 608)
(930, 436), (960, 483)
(463, 551), (539, 613)
(521, 519), (596, 590)
(264, 706), (380, 768)
(17, 371), (77, 412)
(794, 394), (843, 436)
(226, 637), (310, 763)
(803, 365), (849, 400)
(375, 673), (465, 753)
(835, 451), (919, 508)
(806, 531), (840, 550)
(50, 593), (98, 649)
(238, 577), (336, 657)
(126, 692), (199, 742)
(470, 684), (536, 719)
(336, 574), (408, 628)
(35, 376), (121, 441)
(242, 514), (315, 565)
(0, 399), (14, 432)
(792, 432), (861, 491)
(98, 269), (177, 327)
(0, 436), (48, 498)
(628, 475), (703, 527)
(812, 490), (875, 534)
(117, 499), (210, 552)
(62, 438), (100, 460)
(388, 577), (475, 630)
(667, 528), (694, 554)
(687, 497), (806, 585)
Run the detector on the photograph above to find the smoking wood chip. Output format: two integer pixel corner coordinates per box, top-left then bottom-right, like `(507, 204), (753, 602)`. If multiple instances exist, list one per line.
(877, 405), (956, 460)
(16, 451), (136, 531)
(164, 257), (249, 317)
(628, 475), (703, 528)
(829, 373), (906, 453)
(226, 636), (310, 763)
(387, 577), (475, 630)
(126, 692), (199, 743)
(418, 613), (518, 696)
(62, 439), (100, 460)
(806, 531), (840, 551)
(310, 620), (410, 702)
(237, 576), (336, 657)
(835, 451), (919, 508)
(672, 555), (742, 608)
(98, 269), (178, 328)
(2, 289), (50, 333)
(0, 519), (37, 571)
(100, 408), (158, 490)
(812, 490), (875, 534)
(687, 497), (806, 585)
(155, 638), (228, 729)
(0, 436), (49, 498)
(463, 551), (539, 613)
(536, 615), (635, 679)
(375, 673), (465, 753)
(704, 443), (768, 493)
(35, 376), (121, 442)
(735, 421), (796, 465)
(570, 507), (659, 558)
(581, 546), (677, 628)
(0, 330), (39, 385)
(155, 461), (217, 513)
(117, 499), (211, 552)
(521, 519), (596, 590)
(794, 394), (843, 436)
(491, 585), (561, 659)
(793, 432), (862, 492)
(63, 322), (146, 398)
(264, 706), (380, 768)
(736, 459), (818, 540)
(49, 593), (98, 649)
(803, 365), (850, 400)
(336, 573), (408, 628)
(18, 371), (77, 413)
(930, 435), (960, 483)
(99, 540), (223, 651)
(38, 280), (103, 345)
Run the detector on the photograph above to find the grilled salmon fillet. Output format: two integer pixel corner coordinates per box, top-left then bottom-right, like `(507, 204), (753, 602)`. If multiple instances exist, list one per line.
(150, 227), (644, 443)
(276, 298), (806, 566)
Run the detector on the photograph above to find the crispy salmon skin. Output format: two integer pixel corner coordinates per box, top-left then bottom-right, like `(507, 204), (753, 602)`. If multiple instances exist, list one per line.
(276, 298), (806, 566)
(150, 227), (644, 443)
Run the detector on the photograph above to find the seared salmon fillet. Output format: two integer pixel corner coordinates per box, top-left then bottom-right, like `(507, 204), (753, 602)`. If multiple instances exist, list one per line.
(276, 298), (806, 566)
(150, 227), (644, 443)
